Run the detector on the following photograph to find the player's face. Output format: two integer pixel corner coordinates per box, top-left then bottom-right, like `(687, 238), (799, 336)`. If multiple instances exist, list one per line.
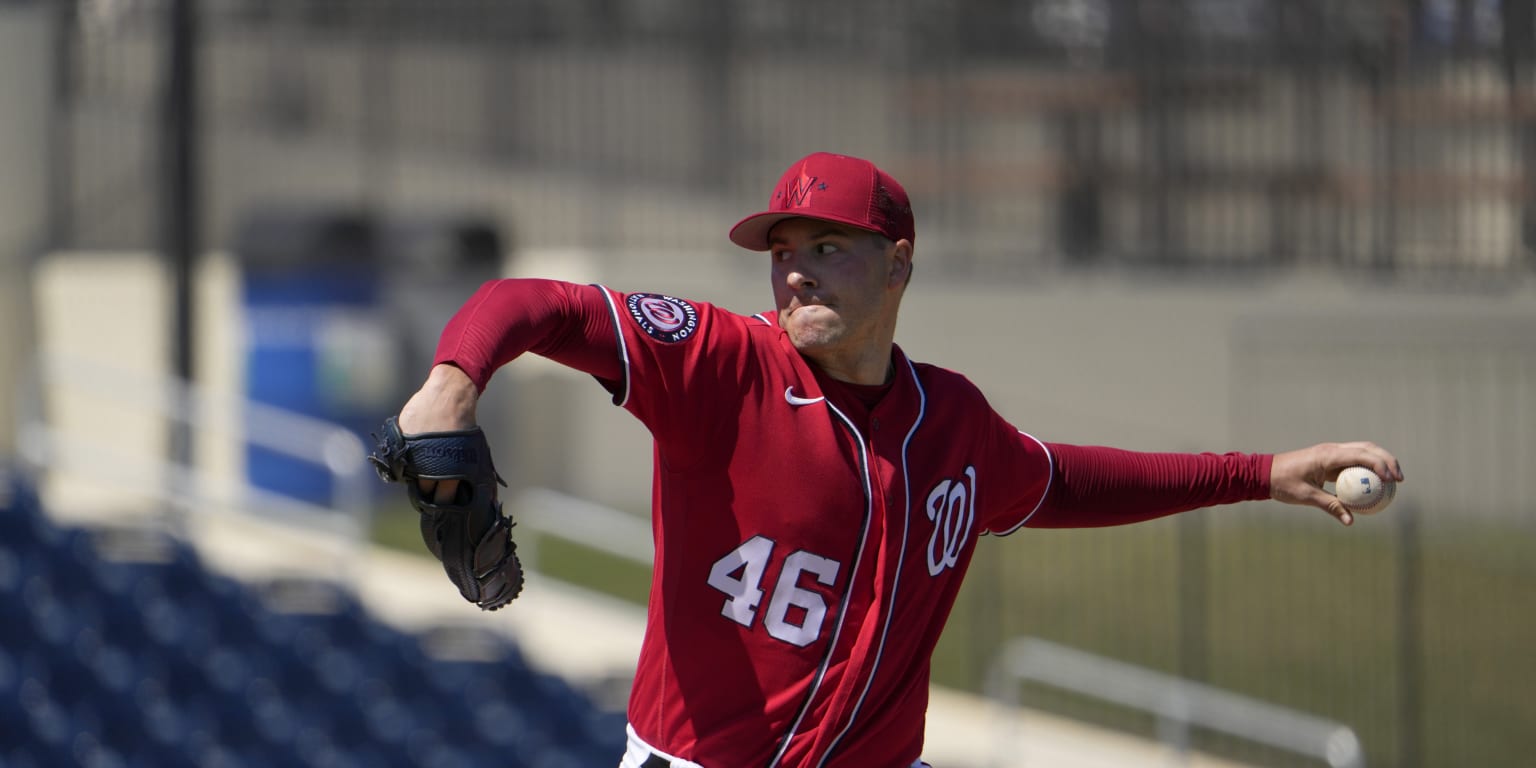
(768, 218), (909, 379)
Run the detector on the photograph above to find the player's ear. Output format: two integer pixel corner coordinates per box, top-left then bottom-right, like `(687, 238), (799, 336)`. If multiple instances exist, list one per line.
(886, 239), (914, 289)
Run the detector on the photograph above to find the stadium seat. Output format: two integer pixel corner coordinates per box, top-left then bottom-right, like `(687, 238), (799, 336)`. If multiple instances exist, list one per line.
(123, 741), (201, 768)
(0, 747), (48, 768)
(0, 474), (627, 767)
(130, 676), (189, 747)
(0, 549), (33, 653)
(0, 648), (23, 752)
(12, 677), (72, 757)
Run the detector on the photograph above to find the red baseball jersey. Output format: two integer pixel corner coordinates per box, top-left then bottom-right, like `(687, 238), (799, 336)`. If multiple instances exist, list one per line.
(433, 279), (1273, 768)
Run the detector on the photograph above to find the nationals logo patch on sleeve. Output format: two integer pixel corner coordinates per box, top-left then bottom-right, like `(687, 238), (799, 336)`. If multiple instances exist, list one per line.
(626, 293), (700, 343)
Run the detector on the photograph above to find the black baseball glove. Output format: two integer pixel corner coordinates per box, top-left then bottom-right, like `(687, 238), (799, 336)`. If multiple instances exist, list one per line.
(368, 416), (524, 611)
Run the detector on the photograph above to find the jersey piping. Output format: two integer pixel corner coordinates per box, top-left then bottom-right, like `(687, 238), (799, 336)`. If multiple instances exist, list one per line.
(595, 285), (633, 408)
(766, 399), (874, 768)
(817, 354), (928, 766)
(986, 431), (1055, 536)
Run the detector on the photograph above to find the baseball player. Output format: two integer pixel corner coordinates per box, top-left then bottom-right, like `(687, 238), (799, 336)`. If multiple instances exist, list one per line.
(386, 151), (1403, 767)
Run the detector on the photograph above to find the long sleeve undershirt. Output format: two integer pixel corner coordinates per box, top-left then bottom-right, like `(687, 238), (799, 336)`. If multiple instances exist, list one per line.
(432, 279), (1273, 529)
(1024, 444), (1271, 528)
(435, 278), (625, 387)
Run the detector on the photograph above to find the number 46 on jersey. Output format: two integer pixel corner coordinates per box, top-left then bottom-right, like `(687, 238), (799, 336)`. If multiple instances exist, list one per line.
(707, 536), (841, 648)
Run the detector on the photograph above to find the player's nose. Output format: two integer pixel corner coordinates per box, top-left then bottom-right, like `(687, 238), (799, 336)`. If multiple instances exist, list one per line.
(785, 264), (817, 291)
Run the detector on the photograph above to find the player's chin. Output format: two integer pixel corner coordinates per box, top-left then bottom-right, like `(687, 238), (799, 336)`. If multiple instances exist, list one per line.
(785, 319), (842, 352)
(784, 305), (832, 330)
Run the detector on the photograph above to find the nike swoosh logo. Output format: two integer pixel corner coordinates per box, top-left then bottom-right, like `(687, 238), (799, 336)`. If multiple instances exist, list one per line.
(784, 387), (825, 407)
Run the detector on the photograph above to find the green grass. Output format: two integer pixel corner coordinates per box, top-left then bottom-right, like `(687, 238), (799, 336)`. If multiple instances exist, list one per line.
(372, 502), (1536, 767)
(937, 514), (1536, 767)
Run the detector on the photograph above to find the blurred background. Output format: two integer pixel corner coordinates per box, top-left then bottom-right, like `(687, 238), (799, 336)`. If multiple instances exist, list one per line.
(1, 0), (1534, 766)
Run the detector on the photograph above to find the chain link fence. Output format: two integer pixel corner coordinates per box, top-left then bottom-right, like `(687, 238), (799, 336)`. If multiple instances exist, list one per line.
(52, 0), (1536, 278)
(37, 1), (1536, 766)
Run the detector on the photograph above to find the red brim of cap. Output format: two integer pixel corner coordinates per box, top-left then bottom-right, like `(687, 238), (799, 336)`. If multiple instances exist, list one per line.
(728, 210), (889, 252)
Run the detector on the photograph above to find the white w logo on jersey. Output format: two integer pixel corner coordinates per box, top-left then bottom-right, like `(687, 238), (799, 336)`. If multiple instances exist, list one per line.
(924, 466), (977, 576)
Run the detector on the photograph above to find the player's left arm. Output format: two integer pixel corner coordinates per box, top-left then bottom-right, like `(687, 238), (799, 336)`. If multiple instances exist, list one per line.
(396, 279), (623, 501)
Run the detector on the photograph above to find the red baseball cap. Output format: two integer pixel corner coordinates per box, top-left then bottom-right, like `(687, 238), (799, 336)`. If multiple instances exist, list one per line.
(729, 152), (915, 251)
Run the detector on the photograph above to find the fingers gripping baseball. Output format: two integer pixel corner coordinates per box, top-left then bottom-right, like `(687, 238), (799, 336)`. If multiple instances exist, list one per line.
(369, 416), (525, 610)
(1270, 442), (1404, 526)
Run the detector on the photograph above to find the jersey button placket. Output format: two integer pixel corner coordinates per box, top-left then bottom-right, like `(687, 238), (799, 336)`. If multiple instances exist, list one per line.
(823, 432), (889, 768)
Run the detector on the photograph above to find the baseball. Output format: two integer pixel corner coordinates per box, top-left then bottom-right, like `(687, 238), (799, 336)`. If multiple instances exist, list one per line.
(1334, 466), (1395, 515)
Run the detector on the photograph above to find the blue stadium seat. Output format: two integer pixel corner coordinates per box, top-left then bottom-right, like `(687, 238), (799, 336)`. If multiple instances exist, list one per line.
(1, 747), (49, 768)
(344, 743), (408, 768)
(244, 675), (299, 748)
(291, 719), (356, 767)
(527, 744), (594, 768)
(82, 538), (153, 602)
(0, 473), (628, 768)
(93, 592), (155, 654)
(320, 691), (375, 750)
(145, 652), (214, 714)
(22, 645), (103, 719)
(359, 633), (440, 700)
(187, 742), (259, 768)
(0, 548), (35, 655)
(19, 575), (85, 651)
(468, 696), (545, 754)
(63, 730), (131, 768)
(522, 671), (610, 744)
(0, 480), (47, 549)
(123, 741), (200, 768)
(206, 594), (267, 649)
(0, 648), (24, 752)
(203, 695), (267, 755)
(358, 686), (415, 749)
(4, 741), (76, 768)
(88, 687), (154, 759)
(131, 675), (192, 750)
(12, 676), (73, 757)
(199, 644), (255, 698)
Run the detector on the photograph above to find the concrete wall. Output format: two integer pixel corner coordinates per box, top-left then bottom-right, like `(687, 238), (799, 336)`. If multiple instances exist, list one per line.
(503, 249), (1536, 524)
(29, 247), (1535, 523)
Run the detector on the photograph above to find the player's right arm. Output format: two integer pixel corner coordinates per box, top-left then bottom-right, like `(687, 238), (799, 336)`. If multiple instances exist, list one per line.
(986, 436), (1401, 531)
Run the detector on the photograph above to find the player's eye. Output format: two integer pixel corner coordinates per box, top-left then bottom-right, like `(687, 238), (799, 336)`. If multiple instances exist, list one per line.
(815, 242), (839, 256)
(771, 249), (791, 263)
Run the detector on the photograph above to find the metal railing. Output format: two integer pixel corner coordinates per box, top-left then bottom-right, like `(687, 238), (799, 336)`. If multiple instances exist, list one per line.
(987, 636), (1365, 768)
(17, 352), (374, 573)
(513, 485), (655, 568)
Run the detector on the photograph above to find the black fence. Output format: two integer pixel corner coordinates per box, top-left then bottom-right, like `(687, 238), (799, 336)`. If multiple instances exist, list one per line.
(46, 0), (1536, 278)
(34, 2), (1536, 767)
